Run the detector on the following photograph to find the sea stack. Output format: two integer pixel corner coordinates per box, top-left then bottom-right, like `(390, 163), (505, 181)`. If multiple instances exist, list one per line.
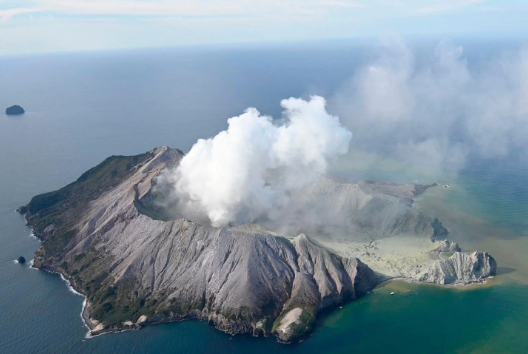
(6, 105), (25, 115)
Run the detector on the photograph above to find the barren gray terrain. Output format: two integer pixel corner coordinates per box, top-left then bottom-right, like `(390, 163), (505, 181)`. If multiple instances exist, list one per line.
(21, 146), (496, 342)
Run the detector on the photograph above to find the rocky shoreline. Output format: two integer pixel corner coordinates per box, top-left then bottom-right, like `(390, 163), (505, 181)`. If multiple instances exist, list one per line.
(44, 252), (496, 340)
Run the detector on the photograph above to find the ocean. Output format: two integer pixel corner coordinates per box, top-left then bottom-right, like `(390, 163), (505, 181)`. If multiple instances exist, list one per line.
(1, 40), (527, 353)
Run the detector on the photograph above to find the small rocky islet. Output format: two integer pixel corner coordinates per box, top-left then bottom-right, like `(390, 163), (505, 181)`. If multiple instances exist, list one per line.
(5, 105), (25, 115)
(19, 146), (497, 343)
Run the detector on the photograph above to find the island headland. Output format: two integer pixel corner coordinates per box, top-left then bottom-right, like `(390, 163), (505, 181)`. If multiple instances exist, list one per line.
(6, 105), (25, 115)
(19, 146), (497, 343)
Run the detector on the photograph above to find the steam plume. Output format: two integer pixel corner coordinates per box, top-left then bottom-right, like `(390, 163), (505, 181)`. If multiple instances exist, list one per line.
(331, 38), (528, 173)
(162, 96), (352, 227)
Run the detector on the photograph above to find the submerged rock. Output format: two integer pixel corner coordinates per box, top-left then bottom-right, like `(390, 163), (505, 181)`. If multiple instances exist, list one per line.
(418, 251), (497, 285)
(6, 105), (25, 115)
(17, 256), (26, 264)
(431, 218), (449, 241)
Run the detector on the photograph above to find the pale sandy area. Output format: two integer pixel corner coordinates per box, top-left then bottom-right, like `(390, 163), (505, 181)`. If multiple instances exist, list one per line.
(319, 234), (442, 279)
(276, 308), (303, 335)
(415, 183), (528, 285)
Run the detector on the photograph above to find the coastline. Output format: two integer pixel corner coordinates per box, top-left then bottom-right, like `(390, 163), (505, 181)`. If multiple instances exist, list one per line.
(20, 192), (496, 343)
(23, 226), (96, 338)
(25, 228), (496, 341)
(70, 270), (496, 339)
(34, 262), (94, 337)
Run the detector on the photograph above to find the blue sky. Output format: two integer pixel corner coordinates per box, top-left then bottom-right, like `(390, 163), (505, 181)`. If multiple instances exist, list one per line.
(1, 0), (527, 56)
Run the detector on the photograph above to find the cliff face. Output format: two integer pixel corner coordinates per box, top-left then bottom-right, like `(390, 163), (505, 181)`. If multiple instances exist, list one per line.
(21, 146), (497, 343)
(419, 251), (497, 285)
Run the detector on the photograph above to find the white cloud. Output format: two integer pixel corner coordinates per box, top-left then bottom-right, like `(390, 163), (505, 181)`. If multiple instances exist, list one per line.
(0, 0), (499, 20)
(415, 0), (485, 15)
(0, 7), (41, 21)
(319, 1), (365, 9)
(0, 0), (525, 55)
(0, 0), (356, 19)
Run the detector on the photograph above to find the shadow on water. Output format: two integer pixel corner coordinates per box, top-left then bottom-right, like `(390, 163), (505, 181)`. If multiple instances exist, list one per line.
(496, 267), (516, 276)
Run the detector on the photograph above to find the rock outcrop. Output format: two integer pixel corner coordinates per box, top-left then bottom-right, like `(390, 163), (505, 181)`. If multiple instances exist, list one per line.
(418, 251), (497, 285)
(6, 105), (25, 115)
(436, 239), (461, 253)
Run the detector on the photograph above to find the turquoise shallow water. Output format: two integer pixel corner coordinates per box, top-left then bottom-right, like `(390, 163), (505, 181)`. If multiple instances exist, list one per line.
(5, 268), (528, 354)
(1, 43), (527, 353)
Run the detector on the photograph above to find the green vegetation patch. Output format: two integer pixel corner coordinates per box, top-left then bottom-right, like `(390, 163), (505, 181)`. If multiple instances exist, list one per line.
(287, 307), (316, 338)
(23, 152), (153, 236)
(21, 151), (153, 267)
(272, 305), (316, 340)
(19, 150), (166, 328)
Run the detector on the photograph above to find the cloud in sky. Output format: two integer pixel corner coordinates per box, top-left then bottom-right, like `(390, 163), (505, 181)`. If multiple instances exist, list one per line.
(0, 0), (499, 19)
(0, 6), (40, 21)
(415, 0), (485, 15)
(0, 0), (360, 19)
(319, 1), (365, 9)
(0, 0), (527, 55)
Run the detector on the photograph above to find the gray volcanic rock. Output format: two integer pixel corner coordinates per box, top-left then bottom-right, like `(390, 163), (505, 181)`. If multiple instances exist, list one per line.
(418, 251), (497, 285)
(23, 146), (378, 343)
(272, 234), (377, 342)
(6, 105), (24, 115)
(437, 239), (461, 252)
(21, 146), (497, 342)
(263, 177), (448, 242)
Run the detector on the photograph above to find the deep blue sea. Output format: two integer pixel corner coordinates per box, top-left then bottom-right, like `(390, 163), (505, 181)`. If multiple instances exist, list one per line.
(1, 40), (528, 353)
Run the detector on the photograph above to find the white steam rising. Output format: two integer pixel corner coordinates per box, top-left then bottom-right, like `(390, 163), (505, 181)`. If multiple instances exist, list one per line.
(332, 38), (528, 173)
(163, 96), (352, 227)
(157, 38), (528, 229)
